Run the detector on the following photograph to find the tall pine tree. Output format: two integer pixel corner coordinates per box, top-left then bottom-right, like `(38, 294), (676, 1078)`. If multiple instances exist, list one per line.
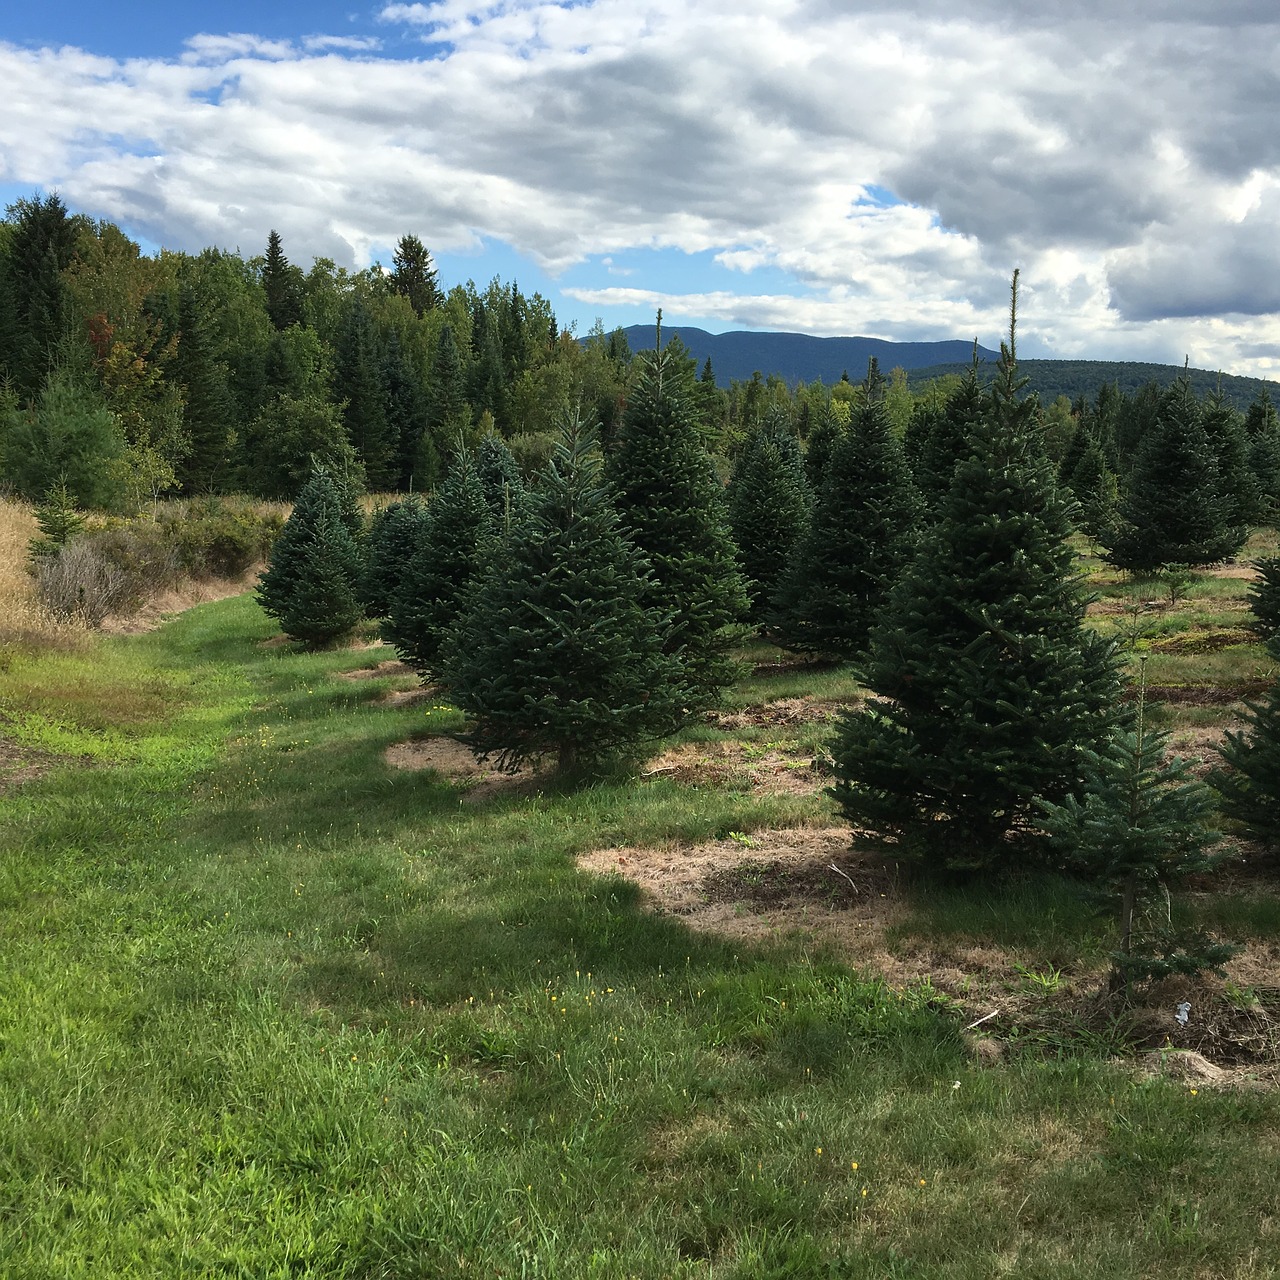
(335, 298), (395, 491)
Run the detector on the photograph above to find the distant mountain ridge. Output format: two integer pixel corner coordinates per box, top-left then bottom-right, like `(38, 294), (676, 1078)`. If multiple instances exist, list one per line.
(614, 325), (1000, 386)
(609, 325), (1280, 409)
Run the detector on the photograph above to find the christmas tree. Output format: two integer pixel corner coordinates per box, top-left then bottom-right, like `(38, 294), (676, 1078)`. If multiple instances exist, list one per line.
(446, 412), (685, 774)
(830, 275), (1125, 870)
(256, 464), (365, 647)
(607, 320), (747, 710)
(772, 395), (919, 658)
(384, 448), (490, 682)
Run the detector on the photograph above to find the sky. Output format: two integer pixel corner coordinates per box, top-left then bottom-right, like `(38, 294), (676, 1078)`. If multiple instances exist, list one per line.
(4, 1), (1280, 375)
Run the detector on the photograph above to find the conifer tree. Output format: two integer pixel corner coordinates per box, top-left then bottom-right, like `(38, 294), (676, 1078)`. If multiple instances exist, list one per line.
(384, 447), (490, 681)
(607, 324), (747, 710)
(830, 276), (1125, 870)
(1, 363), (126, 508)
(27, 479), (85, 561)
(803, 403), (845, 491)
(446, 412), (684, 774)
(911, 360), (987, 514)
(173, 281), (236, 494)
(773, 396), (919, 657)
(390, 234), (440, 316)
(1213, 639), (1280, 855)
(1041, 664), (1231, 991)
(425, 323), (469, 447)
(257, 465), (365, 646)
(475, 433), (526, 526)
(726, 413), (810, 622)
(1246, 557), (1280, 640)
(381, 329), (433, 491)
(1103, 380), (1246, 571)
(1203, 388), (1257, 529)
(1244, 388), (1280, 527)
(335, 298), (395, 491)
(1064, 438), (1118, 543)
(1, 194), (80, 399)
(262, 230), (304, 331)
(362, 496), (428, 620)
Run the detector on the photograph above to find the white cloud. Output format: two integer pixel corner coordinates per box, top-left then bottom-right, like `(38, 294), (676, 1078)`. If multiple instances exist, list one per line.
(301, 35), (384, 53)
(4, 2), (1280, 372)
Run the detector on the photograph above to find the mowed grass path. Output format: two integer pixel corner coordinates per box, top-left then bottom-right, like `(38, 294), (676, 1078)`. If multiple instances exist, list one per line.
(2, 595), (1278, 1278)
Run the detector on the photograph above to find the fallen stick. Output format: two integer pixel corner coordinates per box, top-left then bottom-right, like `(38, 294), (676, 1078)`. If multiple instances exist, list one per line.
(828, 862), (859, 892)
(963, 1009), (1001, 1032)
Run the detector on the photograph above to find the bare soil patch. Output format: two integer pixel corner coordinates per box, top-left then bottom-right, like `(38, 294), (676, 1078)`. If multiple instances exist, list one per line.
(335, 658), (441, 707)
(384, 735), (545, 802)
(0, 734), (56, 793)
(642, 738), (829, 796)
(1137, 682), (1271, 706)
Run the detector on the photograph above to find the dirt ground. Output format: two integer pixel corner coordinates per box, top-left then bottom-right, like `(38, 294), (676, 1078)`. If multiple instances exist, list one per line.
(384, 735), (545, 802)
(0, 735), (57, 794)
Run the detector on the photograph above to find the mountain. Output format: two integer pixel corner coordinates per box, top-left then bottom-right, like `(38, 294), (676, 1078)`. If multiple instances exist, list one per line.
(908, 359), (1279, 409)
(611, 325), (1000, 386)
(608, 325), (1280, 408)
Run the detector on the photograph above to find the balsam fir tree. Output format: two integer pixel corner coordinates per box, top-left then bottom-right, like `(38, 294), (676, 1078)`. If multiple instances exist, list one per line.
(384, 447), (490, 682)
(607, 318), (747, 710)
(1213, 636), (1280, 854)
(830, 274), (1125, 871)
(803, 403), (845, 491)
(27, 478), (85, 563)
(256, 464), (365, 646)
(1245, 388), (1280, 527)
(475, 433), (526, 526)
(361, 496), (428, 620)
(446, 412), (685, 774)
(772, 394), (919, 658)
(726, 411), (810, 623)
(1103, 379), (1247, 572)
(910, 358), (987, 515)
(1246, 557), (1280, 640)
(1041, 663), (1232, 992)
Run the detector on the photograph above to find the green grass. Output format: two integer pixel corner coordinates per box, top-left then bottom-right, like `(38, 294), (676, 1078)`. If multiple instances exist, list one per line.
(3, 594), (1280, 1277)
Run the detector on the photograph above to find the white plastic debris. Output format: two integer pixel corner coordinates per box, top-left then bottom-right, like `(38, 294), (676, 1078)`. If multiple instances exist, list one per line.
(1175, 1001), (1192, 1026)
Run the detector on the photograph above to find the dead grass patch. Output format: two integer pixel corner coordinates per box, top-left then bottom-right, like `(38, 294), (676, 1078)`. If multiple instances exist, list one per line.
(709, 695), (852, 732)
(581, 827), (1280, 1078)
(336, 659), (416, 682)
(384, 735), (545, 802)
(643, 738), (829, 796)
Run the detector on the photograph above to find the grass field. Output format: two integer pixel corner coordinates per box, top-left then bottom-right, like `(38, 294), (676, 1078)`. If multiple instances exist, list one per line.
(1, 538), (1279, 1276)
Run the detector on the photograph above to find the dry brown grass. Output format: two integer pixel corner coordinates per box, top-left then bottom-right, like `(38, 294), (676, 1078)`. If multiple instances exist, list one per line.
(0, 497), (84, 651)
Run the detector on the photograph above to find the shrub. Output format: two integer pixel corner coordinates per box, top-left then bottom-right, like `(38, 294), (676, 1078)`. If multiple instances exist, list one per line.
(36, 539), (137, 627)
(162, 502), (284, 578)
